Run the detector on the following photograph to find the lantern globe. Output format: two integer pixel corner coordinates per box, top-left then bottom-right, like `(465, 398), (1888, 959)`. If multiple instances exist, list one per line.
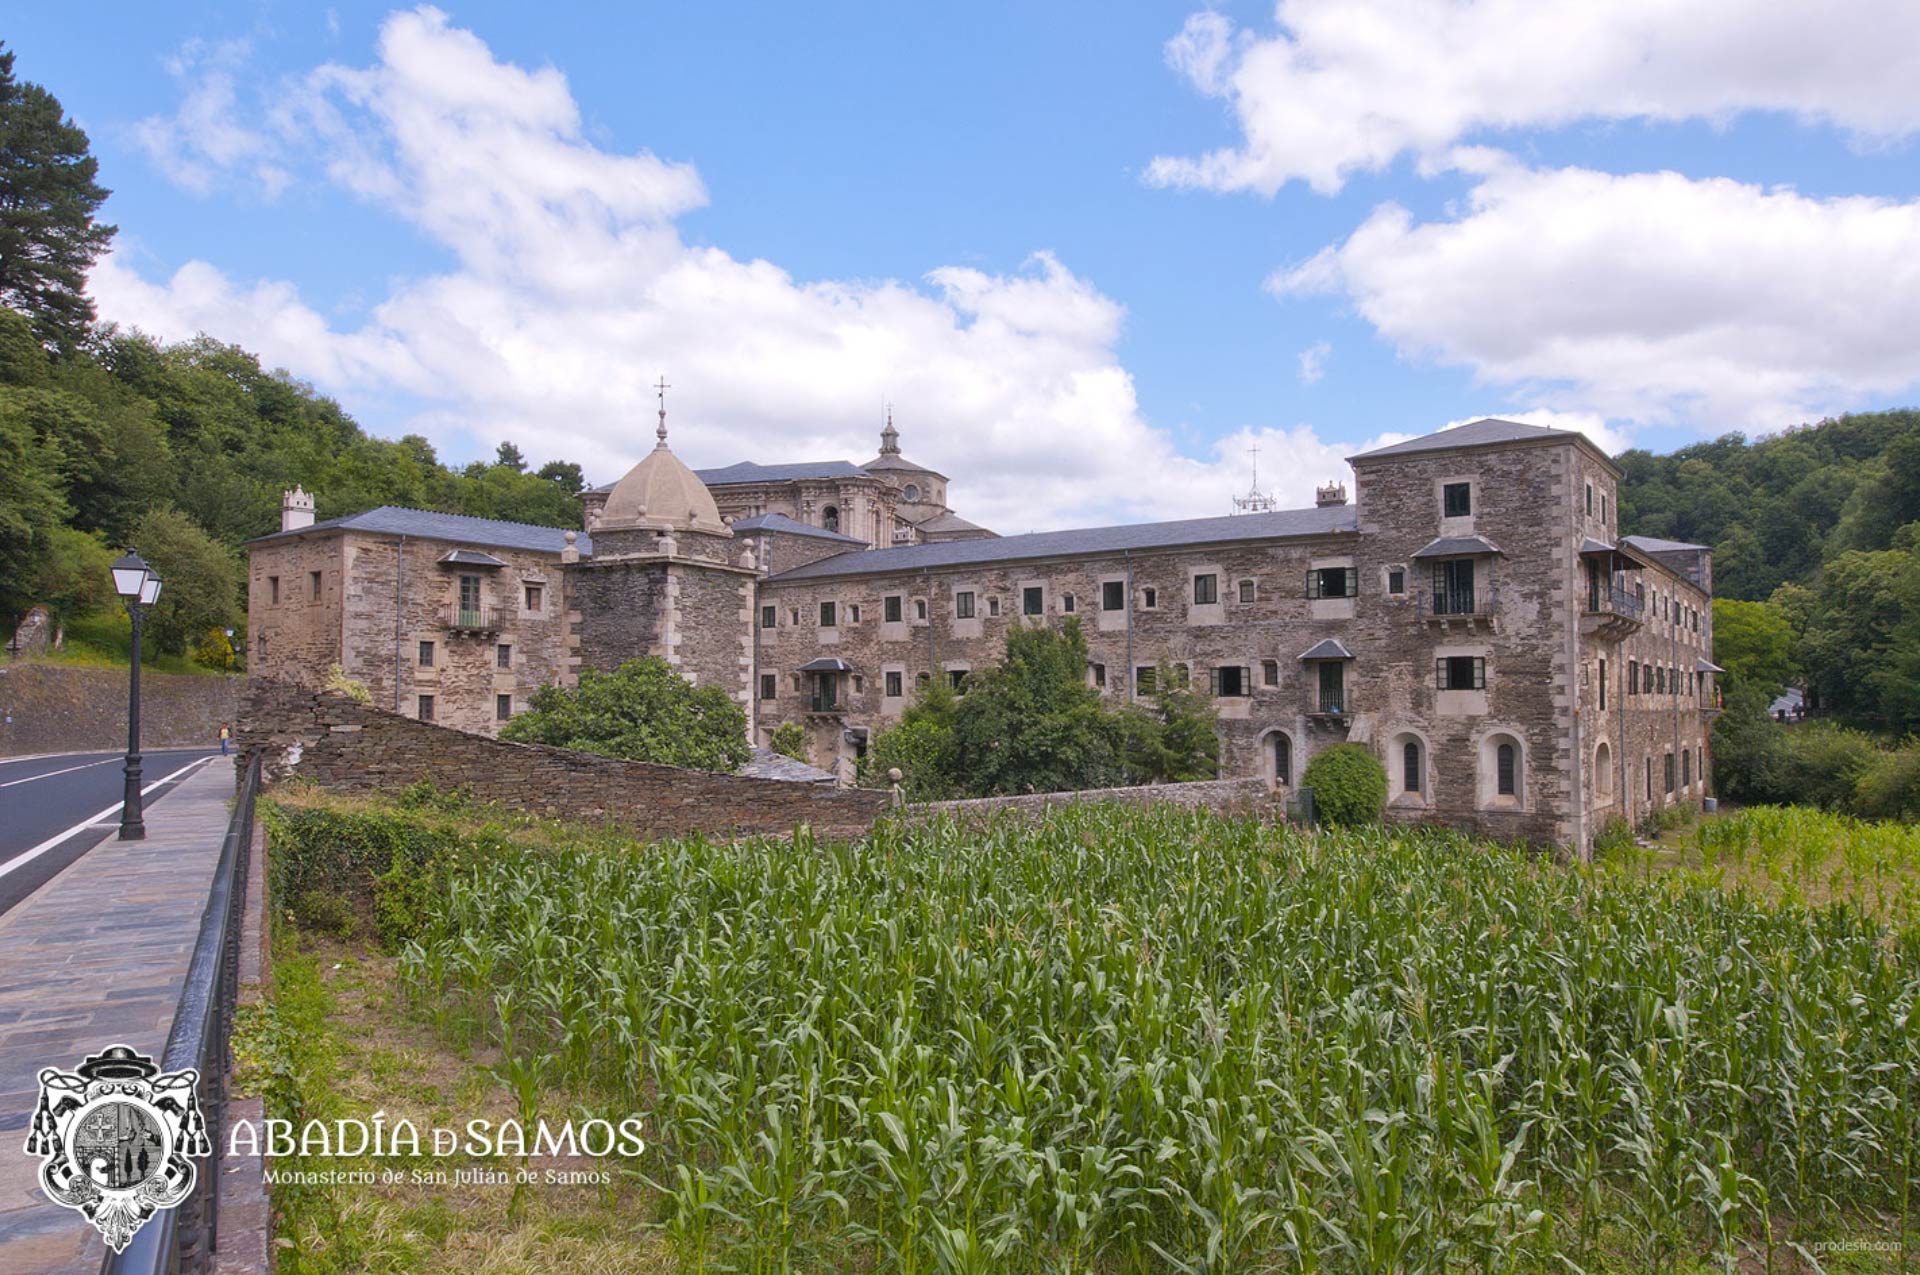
(111, 550), (152, 599)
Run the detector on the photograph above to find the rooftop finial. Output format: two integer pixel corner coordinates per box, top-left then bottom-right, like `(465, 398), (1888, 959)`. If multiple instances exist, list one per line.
(653, 375), (671, 448)
(1232, 442), (1278, 514)
(880, 403), (900, 455)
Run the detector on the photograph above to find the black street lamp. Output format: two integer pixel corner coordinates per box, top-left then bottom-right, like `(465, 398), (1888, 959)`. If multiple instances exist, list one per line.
(111, 550), (163, 840)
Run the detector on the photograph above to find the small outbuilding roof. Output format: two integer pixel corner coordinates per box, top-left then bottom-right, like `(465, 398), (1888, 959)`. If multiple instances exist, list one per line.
(1411, 534), (1504, 559)
(797, 657), (855, 673)
(1298, 638), (1354, 661)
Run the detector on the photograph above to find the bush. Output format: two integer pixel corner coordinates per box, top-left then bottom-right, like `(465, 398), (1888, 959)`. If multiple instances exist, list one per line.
(501, 656), (750, 772)
(1776, 721), (1881, 811)
(1301, 743), (1386, 827)
(1591, 815), (1636, 861)
(323, 663), (372, 704)
(768, 721), (806, 762)
(1853, 741), (1920, 821)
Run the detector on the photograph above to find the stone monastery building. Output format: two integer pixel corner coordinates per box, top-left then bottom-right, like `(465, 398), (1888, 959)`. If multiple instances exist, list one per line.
(246, 412), (1718, 851)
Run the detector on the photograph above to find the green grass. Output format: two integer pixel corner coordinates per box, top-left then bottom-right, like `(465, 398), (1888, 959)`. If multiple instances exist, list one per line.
(312, 801), (1920, 1273)
(23, 609), (229, 676)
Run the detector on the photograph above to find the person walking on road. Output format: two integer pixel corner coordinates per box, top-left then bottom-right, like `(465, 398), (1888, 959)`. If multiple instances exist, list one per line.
(218, 722), (231, 755)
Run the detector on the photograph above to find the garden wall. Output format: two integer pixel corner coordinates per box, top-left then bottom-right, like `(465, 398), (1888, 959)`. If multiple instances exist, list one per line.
(238, 680), (892, 841)
(0, 661), (241, 757)
(913, 777), (1278, 822)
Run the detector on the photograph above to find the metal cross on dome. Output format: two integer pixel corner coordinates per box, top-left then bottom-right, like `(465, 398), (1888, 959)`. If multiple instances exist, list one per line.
(653, 375), (671, 444)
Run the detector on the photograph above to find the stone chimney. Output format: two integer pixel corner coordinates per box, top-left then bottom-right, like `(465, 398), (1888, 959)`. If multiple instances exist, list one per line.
(281, 485), (316, 531)
(1315, 480), (1348, 507)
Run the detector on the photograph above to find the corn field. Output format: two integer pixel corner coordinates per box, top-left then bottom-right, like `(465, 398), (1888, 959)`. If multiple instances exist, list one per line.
(1688, 805), (1920, 926)
(395, 806), (1920, 1272)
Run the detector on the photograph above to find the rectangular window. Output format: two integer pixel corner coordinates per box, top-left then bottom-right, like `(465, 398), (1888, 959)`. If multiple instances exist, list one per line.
(1646, 757), (1653, 800)
(915, 599), (927, 620)
(1193, 573), (1218, 605)
(1212, 665), (1249, 697)
(988, 596), (1001, 617)
(1682, 749), (1691, 786)
(268, 576), (280, 604)
(1601, 493), (1610, 524)
(1102, 580), (1125, 611)
(791, 608), (801, 625)
(458, 575), (482, 624)
(496, 643), (512, 670)
(1091, 663), (1106, 687)
(1431, 559), (1476, 615)
(955, 590), (976, 619)
(1599, 658), (1608, 710)
(1023, 586), (1044, 616)
(850, 604), (861, 623)
(949, 669), (969, 693)
(1306, 567), (1357, 599)
(1063, 594), (1076, 613)
(1656, 666), (1666, 694)
(1436, 655), (1486, 690)
(1443, 482), (1472, 517)
(885, 670), (903, 698)
(417, 694), (435, 722)
(496, 694), (513, 722)
(760, 673), (777, 700)
(1387, 568), (1406, 596)
(310, 570), (323, 600)
(819, 601), (836, 627)
(257, 633), (267, 657)
(417, 640), (434, 667)
(852, 675), (864, 693)
(1135, 666), (1156, 693)
(1238, 579), (1255, 603)
(1585, 482), (1593, 516)
(884, 595), (902, 623)
(1262, 659), (1279, 687)
(524, 583), (543, 611)
(1629, 660), (1640, 694)
(1665, 752), (1676, 794)
(1317, 661), (1344, 714)
(761, 604), (777, 629)
(1142, 587), (1157, 609)
(1173, 664), (1191, 689)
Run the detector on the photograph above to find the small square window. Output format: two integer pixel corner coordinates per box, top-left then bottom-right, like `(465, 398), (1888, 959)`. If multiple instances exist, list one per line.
(1142, 588), (1157, 609)
(885, 670), (903, 697)
(884, 595), (902, 623)
(955, 591), (976, 619)
(1091, 663), (1106, 687)
(1262, 659), (1279, 687)
(1102, 581), (1125, 611)
(1237, 579), (1254, 604)
(1023, 586), (1043, 616)
(496, 643), (512, 670)
(495, 693), (513, 721)
(418, 640), (434, 667)
(790, 607), (801, 625)
(852, 675), (864, 693)
(1387, 568), (1406, 596)
(761, 605), (777, 629)
(988, 596), (1001, 617)
(1443, 482), (1472, 517)
(1062, 593), (1076, 613)
(949, 669), (969, 692)
(524, 583), (544, 611)
(1193, 574), (1218, 605)
(760, 674), (777, 700)
(417, 694), (435, 722)
(819, 601), (837, 627)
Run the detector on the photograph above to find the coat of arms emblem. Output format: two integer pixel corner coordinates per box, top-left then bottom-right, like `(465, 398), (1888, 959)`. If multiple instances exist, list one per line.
(22, 1044), (208, 1252)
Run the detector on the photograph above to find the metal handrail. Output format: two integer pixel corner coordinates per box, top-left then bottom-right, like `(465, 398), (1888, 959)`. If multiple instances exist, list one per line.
(443, 604), (500, 630)
(104, 753), (262, 1275)
(1584, 585), (1644, 620)
(1429, 585), (1497, 617)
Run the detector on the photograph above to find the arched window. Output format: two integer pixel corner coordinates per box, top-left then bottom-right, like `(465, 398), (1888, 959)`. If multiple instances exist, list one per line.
(1272, 733), (1292, 786)
(1480, 732), (1525, 808)
(1388, 731), (1426, 804)
(1402, 741), (1421, 792)
(822, 505), (840, 533)
(1594, 741), (1613, 797)
(1497, 743), (1516, 796)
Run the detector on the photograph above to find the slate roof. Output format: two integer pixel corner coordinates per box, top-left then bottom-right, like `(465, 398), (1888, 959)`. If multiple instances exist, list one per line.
(246, 507), (590, 556)
(739, 747), (839, 784)
(1350, 417), (1583, 462)
(729, 512), (867, 543)
(1411, 534), (1505, 559)
(1299, 638), (1355, 661)
(797, 657), (856, 672)
(1621, 534), (1712, 586)
(766, 504), (1358, 582)
(438, 549), (510, 567)
(915, 511), (993, 536)
(695, 460), (872, 485)
(1621, 534), (1711, 554)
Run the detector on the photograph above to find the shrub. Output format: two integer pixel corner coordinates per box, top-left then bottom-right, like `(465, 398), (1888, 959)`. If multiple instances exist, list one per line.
(1592, 815), (1636, 861)
(323, 663), (372, 704)
(291, 888), (356, 939)
(1301, 743), (1386, 827)
(768, 721), (807, 762)
(501, 656), (750, 772)
(1853, 741), (1920, 821)
(1776, 721), (1881, 810)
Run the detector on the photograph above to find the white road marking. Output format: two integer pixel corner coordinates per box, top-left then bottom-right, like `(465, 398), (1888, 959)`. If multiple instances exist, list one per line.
(0, 756), (120, 789)
(0, 756), (217, 882)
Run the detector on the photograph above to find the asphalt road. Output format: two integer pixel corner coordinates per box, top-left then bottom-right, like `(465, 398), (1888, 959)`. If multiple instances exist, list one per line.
(0, 748), (220, 917)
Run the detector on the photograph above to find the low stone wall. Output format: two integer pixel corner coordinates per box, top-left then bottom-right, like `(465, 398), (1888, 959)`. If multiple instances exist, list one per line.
(0, 661), (241, 757)
(238, 680), (891, 841)
(913, 777), (1278, 822)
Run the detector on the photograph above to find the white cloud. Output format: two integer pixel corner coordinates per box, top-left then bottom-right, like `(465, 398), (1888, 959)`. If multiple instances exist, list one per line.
(1271, 161), (1920, 429)
(1150, 0), (1920, 195)
(133, 39), (290, 198)
(1296, 340), (1329, 385)
(1441, 409), (1630, 458)
(92, 6), (1366, 530)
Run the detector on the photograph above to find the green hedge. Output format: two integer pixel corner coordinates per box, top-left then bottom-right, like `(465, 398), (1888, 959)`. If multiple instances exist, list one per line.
(1301, 743), (1387, 827)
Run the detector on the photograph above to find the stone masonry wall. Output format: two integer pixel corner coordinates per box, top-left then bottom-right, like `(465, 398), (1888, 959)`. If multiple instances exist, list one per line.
(238, 680), (891, 841)
(0, 662), (241, 757)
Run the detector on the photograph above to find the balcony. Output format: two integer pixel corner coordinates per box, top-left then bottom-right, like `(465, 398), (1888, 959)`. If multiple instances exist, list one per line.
(443, 605), (502, 633)
(1580, 586), (1644, 641)
(1425, 586), (1497, 628)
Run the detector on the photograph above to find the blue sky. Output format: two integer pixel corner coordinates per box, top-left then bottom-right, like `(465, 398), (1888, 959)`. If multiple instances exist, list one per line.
(14, 2), (1920, 531)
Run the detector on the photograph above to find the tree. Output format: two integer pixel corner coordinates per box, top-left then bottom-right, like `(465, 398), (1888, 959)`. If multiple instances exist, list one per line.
(1119, 665), (1220, 783)
(948, 621), (1126, 795)
(0, 45), (115, 349)
(859, 678), (962, 799)
(0, 398), (67, 628)
(128, 506), (238, 658)
(1300, 744), (1387, 827)
(494, 441), (526, 471)
(501, 657), (751, 772)
(537, 459), (585, 494)
(1710, 599), (1797, 700)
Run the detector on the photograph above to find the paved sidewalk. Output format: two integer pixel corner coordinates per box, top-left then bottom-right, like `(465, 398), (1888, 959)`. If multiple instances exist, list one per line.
(0, 756), (233, 1274)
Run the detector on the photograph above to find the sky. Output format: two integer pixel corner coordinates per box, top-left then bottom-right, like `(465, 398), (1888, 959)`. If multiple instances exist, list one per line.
(13, 1), (1920, 533)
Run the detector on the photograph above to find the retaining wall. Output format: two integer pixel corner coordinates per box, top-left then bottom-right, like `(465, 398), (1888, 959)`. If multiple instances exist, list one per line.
(0, 661), (240, 757)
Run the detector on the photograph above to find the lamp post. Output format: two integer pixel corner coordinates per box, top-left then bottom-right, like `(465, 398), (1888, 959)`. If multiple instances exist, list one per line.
(111, 550), (163, 840)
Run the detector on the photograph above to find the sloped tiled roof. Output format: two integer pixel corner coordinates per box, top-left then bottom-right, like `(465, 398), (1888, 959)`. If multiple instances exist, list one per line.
(1411, 534), (1504, 559)
(767, 504), (1357, 582)
(1299, 638), (1355, 661)
(915, 511), (993, 535)
(1621, 534), (1710, 554)
(246, 506), (590, 555)
(695, 460), (872, 484)
(1351, 417), (1580, 461)
(729, 512), (868, 543)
